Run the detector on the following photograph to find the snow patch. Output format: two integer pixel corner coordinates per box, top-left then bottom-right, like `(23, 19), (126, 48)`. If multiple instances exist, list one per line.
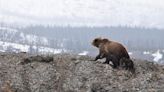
(143, 51), (151, 55)
(38, 47), (64, 54)
(25, 34), (38, 44)
(152, 50), (163, 62)
(0, 40), (67, 54)
(0, 27), (18, 33)
(32, 45), (37, 50)
(0, 49), (5, 52)
(128, 52), (133, 55)
(0, 40), (29, 52)
(20, 32), (25, 39)
(78, 51), (89, 56)
(40, 37), (49, 45)
(0, 28), (49, 46)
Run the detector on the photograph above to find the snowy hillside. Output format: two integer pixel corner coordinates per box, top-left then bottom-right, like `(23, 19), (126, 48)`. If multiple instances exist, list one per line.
(0, 40), (67, 54)
(0, 26), (164, 63)
(0, 27), (68, 54)
(0, 27), (49, 46)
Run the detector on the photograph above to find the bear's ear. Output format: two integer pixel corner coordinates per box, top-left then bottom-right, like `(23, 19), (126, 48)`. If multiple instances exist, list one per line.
(94, 39), (98, 42)
(102, 38), (109, 43)
(93, 37), (102, 42)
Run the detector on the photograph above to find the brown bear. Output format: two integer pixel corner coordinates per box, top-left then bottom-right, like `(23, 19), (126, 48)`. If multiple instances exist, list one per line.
(92, 37), (130, 68)
(120, 57), (135, 73)
(105, 53), (120, 68)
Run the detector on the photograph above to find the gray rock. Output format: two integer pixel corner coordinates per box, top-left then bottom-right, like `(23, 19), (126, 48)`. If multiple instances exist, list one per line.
(0, 53), (164, 92)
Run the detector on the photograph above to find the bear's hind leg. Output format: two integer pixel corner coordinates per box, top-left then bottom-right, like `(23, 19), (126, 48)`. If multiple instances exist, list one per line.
(109, 55), (119, 69)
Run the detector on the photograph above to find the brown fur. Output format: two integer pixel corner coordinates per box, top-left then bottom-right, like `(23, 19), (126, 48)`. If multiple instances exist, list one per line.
(92, 37), (130, 68)
(120, 57), (135, 73)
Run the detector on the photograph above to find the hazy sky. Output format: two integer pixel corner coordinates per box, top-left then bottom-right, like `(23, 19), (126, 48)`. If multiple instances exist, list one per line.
(0, 0), (164, 28)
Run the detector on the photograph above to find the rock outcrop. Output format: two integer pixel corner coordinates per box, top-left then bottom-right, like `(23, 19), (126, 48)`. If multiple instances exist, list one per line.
(0, 53), (164, 92)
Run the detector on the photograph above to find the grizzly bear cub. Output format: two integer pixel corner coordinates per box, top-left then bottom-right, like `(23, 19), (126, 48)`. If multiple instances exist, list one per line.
(92, 37), (132, 69)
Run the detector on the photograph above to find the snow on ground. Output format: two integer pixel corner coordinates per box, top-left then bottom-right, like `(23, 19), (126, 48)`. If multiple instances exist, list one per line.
(0, 40), (67, 54)
(0, 27), (18, 33)
(128, 52), (133, 55)
(23, 33), (49, 45)
(0, 40), (29, 52)
(143, 51), (151, 55)
(0, 27), (49, 46)
(38, 47), (66, 54)
(0, 49), (5, 52)
(152, 50), (163, 62)
(78, 51), (89, 56)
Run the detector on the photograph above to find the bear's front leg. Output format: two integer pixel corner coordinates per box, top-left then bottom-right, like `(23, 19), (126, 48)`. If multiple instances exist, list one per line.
(94, 54), (101, 61)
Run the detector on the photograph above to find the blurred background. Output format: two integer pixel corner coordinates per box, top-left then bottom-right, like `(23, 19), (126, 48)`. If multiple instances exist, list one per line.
(0, 0), (164, 63)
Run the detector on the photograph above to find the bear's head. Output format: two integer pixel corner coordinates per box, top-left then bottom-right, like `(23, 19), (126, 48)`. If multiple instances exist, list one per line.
(92, 37), (103, 48)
